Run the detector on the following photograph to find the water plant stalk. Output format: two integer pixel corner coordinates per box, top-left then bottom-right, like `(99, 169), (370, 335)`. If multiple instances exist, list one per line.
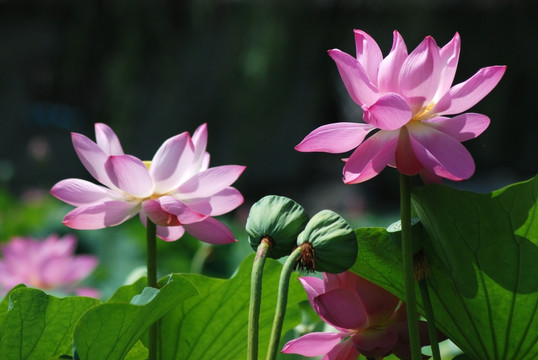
(248, 238), (271, 360)
(419, 278), (441, 360)
(266, 246), (303, 360)
(146, 218), (158, 360)
(400, 174), (422, 360)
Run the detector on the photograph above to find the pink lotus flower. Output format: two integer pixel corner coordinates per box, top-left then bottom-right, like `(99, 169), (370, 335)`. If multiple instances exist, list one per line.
(296, 30), (506, 183)
(51, 123), (245, 243)
(282, 272), (430, 360)
(0, 234), (98, 297)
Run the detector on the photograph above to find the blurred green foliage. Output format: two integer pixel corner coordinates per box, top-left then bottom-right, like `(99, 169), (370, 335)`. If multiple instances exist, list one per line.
(0, 0), (536, 211)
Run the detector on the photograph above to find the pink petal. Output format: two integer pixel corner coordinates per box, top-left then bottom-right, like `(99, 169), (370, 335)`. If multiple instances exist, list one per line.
(156, 225), (186, 242)
(395, 126), (423, 175)
(200, 153), (210, 172)
(51, 178), (122, 206)
(423, 113), (490, 142)
(324, 272), (358, 293)
(190, 123), (209, 175)
(325, 338), (359, 360)
(326, 271), (355, 288)
(65, 256), (98, 282)
(41, 255), (97, 286)
(352, 275), (400, 326)
(150, 196), (207, 225)
(182, 217), (237, 244)
(141, 199), (182, 226)
(176, 165), (245, 199)
(434, 33), (461, 101)
(352, 328), (398, 354)
(138, 215), (186, 241)
(315, 289), (368, 330)
(184, 187), (244, 216)
(46, 235), (76, 257)
(299, 276), (325, 310)
(419, 168), (444, 185)
(94, 123), (124, 155)
(63, 201), (140, 229)
(432, 65), (506, 115)
(328, 49), (380, 106)
(354, 29), (383, 83)
(362, 93), (412, 130)
(105, 155), (154, 198)
(343, 130), (399, 184)
(377, 30), (408, 93)
(295, 122), (376, 154)
(150, 132), (194, 194)
(72, 132), (116, 189)
(408, 123), (475, 181)
(398, 36), (442, 113)
(281, 332), (348, 356)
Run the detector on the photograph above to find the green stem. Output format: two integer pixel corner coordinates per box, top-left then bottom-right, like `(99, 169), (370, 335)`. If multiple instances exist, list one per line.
(190, 242), (213, 274)
(419, 278), (441, 360)
(146, 218), (158, 360)
(400, 174), (422, 360)
(248, 238), (271, 360)
(266, 246), (302, 360)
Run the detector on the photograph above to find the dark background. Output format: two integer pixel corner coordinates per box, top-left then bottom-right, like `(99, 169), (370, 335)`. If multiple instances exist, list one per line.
(1, 0), (536, 217)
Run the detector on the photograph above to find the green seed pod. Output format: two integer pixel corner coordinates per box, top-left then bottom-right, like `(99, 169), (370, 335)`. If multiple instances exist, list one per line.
(296, 209), (357, 273)
(246, 195), (309, 259)
(387, 217), (423, 255)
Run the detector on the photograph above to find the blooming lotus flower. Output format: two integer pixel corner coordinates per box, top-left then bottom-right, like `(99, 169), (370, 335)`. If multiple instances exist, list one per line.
(282, 271), (431, 360)
(0, 234), (98, 297)
(296, 30), (506, 183)
(51, 123), (245, 243)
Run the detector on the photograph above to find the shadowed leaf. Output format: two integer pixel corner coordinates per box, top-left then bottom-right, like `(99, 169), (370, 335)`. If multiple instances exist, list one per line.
(352, 176), (538, 360)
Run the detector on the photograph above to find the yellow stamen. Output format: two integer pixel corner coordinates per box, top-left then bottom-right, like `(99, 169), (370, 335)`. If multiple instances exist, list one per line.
(143, 161), (152, 170)
(412, 102), (436, 121)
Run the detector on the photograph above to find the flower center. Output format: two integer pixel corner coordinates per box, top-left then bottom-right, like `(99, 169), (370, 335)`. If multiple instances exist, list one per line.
(412, 102), (436, 121)
(143, 160), (152, 170)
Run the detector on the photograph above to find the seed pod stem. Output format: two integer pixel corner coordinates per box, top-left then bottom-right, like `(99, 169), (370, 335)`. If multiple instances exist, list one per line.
(248, 238), (272, 360)
(266, 246), (303, 360)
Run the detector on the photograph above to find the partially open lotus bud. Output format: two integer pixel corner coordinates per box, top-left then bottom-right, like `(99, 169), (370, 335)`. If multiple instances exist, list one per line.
(296, 210), (357, 273)
(387, 217), (423, 255)
(246, 195), (309, 259)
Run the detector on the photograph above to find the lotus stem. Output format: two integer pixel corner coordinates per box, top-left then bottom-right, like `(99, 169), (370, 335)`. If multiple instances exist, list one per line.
(400, 174), (422, 360)
(248, 238), (271, 360)
(419, 278), (441, 360)
(146, 218), (158, 360)
(266, 246), (302, 360)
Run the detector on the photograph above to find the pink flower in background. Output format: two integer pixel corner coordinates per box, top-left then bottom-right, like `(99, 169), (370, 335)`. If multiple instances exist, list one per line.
(51, 123), (245, 243)
(0, 234), (98, 297)
(296, 30), (506, 183)
(282, 272), (430, 360)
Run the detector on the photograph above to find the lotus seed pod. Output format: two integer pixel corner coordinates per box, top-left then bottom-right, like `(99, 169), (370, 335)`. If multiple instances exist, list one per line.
(296, 209), (357, 273)
(246, 195), (309, 259)
(387, 217), (423, 254)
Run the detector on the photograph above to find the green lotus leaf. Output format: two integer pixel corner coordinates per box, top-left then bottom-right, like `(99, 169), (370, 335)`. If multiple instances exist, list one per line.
(351, 176), (538, 360)
(0, 287), (100, 360)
